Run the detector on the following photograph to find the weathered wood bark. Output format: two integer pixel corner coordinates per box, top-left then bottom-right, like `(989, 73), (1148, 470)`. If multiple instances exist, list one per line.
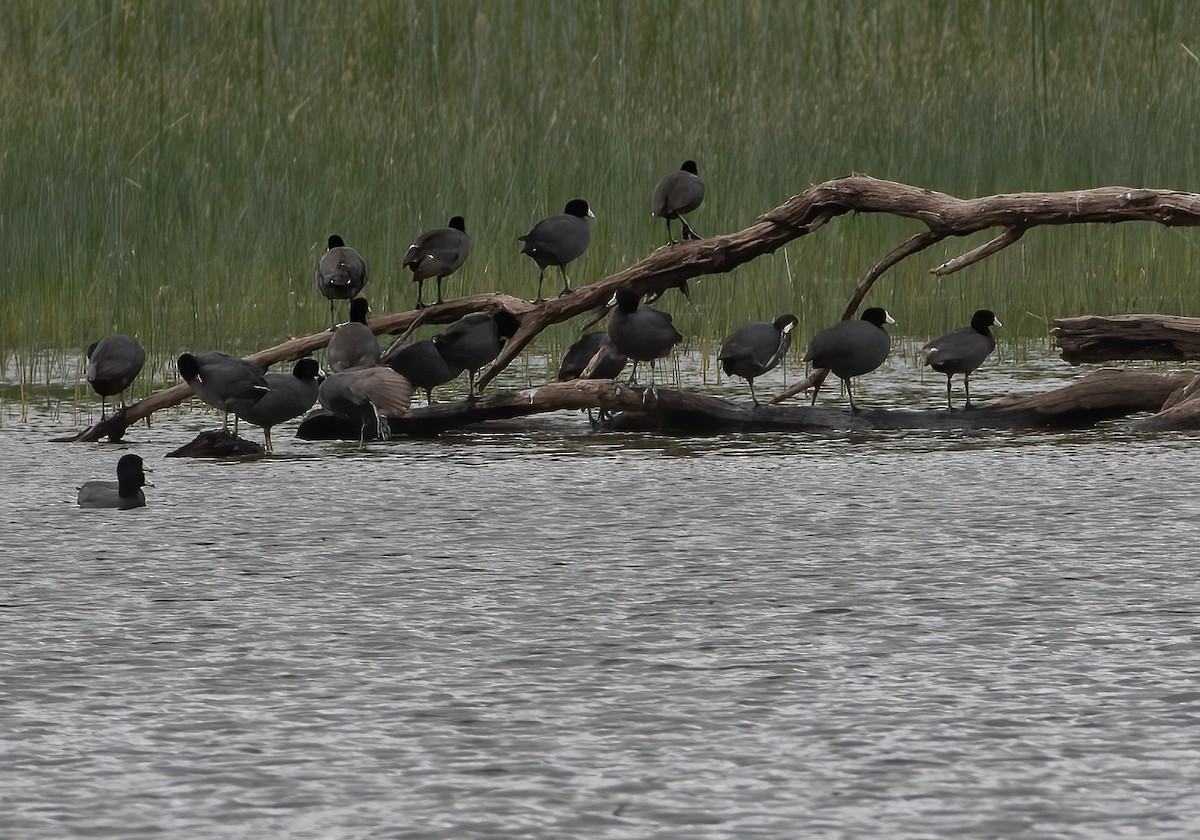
(65, 175), (1200, 441)
(1054, 315), (1200, 364)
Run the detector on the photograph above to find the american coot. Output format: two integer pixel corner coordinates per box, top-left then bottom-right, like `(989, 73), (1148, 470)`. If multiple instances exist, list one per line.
(803, 308), (895, 413)
(177, 352), (270, 433)
(519, 199), (594, 301)
(235, 358), (323, 452)
(557, 331), (628, 381)
(78, 453), (151, 509)
(652, 160), (705, 245)
(85, 334), (146, 417)
(315, 234), (368, 326)
(382, 339), (464, 405)
(719, 313), (798, 406)
(404, 216), (471, 308)
(433, 311), (521, 397)
(319, 367), (415, 445)
(607, 289), (683, 400)
(326, 297), (381, 372)
(922, 309), (1002, 410)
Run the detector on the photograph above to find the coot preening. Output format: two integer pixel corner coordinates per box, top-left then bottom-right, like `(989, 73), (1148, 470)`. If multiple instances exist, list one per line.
(518, 199), (594, 301)
(177, 351), (270, 433)
(78, 453), (151, 509)
(318, 367), (415, 445)
(652, 160), (705, 245)
(803, 308), (895, 413)
(326, 297), (381, 372)
(606, 289), (683, 400)
(403, 216), (471, 308)
(315, 234), (367, 326)
(922, 309), (1001, 410)
(557, 331), (628, 382)
(433, 311), (521, 397)
(235, 358), (322, 452)
(85, 334), (146, 417)
(718, 313), (798, 406)
(382, 339), (464, 405)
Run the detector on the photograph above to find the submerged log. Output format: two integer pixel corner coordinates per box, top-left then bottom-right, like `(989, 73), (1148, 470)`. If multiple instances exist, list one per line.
(291, 368), (1200, 440)
(1054, 314), (1200, 364)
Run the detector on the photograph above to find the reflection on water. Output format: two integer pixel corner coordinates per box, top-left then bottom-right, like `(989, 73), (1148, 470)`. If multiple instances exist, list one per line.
(4, 347), (1200, 838)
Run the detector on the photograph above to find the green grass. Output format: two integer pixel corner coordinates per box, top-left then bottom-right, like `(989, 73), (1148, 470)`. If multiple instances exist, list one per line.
(5, 0), (1200, 392)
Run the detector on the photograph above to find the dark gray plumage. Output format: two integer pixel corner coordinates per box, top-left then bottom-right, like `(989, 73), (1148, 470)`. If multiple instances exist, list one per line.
(326, 297), (381, 372)
(519, 199), (594, 301)
(404, 216), (470, 308)
(382, 339), (464, 405)
(235, 358), (322, 452)
(652, 160), (705, 245)
(78, 453), (151, 509)
(719, 313), (798, 406)
(922, 309), (1001, 410)
(433, 312), (521, 397)
(177, 351), (270, 432)
(85, 334), (146, 417)
(319, 367), (415, 445)
(557, 332), (628, 382)
(607, 289), (683, 399)
(315, 234), (367, 326)
(803, 307), (895, 413)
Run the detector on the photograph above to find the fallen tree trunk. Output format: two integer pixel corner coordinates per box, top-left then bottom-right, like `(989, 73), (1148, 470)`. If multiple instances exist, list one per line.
(1054, 314), (1200, 364)
(288, 368), (1199, 440)
(64, 175), (1200, 441)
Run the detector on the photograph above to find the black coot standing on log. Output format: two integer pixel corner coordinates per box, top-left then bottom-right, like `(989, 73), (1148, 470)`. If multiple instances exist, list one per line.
(326, 297), (381, 372)
(803, 307), (895, 413)
(557, 332), (628, 382)
(177, 351), (270, 433)
(518, 199), (594, 302)
(85, 334), (146, 418)
(382, 339), (464, 405)
(234, 358), (323, 452)
(922, 309), (1001, 410)
(315, 234), (367, 327)
(718, 313), (798, 406)
(652, 160), (705, 245)
(78, 453), (152, 509)
(607, 289), (683, 401)
(403, 216), (471, 308)
(318, 367), (415, 446)
(433, 312), (521, 398)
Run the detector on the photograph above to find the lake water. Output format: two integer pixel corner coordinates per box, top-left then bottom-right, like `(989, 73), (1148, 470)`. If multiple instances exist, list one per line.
(5, 344), (1200, 839)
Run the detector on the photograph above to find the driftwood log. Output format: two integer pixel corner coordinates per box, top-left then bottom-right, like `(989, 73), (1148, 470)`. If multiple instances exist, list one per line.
(286, 368), (1198, 441)
(1054, 315), (1200, 364)
(65, 175), (1200, 443)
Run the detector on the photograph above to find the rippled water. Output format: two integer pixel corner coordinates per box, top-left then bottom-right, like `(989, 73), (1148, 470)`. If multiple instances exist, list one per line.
(5, 347), (1200, 838)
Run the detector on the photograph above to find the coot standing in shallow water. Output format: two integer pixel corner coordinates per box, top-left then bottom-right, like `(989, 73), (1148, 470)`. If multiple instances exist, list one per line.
(719, 313), (798, 406)
(652, 160), (705, 245)
(803, 307), (895, 413)
(404, 216), (471, 308)
(78, 453), (151, 509)
(235, 358), (323, 452)
(85, 334), (146, 418)
(315, 234), (367, 327)
(607, 289), (683, 400)
(326, 297), (381, 372)
(519, 199), (594, 301)
(922, 309), (1001, 410)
